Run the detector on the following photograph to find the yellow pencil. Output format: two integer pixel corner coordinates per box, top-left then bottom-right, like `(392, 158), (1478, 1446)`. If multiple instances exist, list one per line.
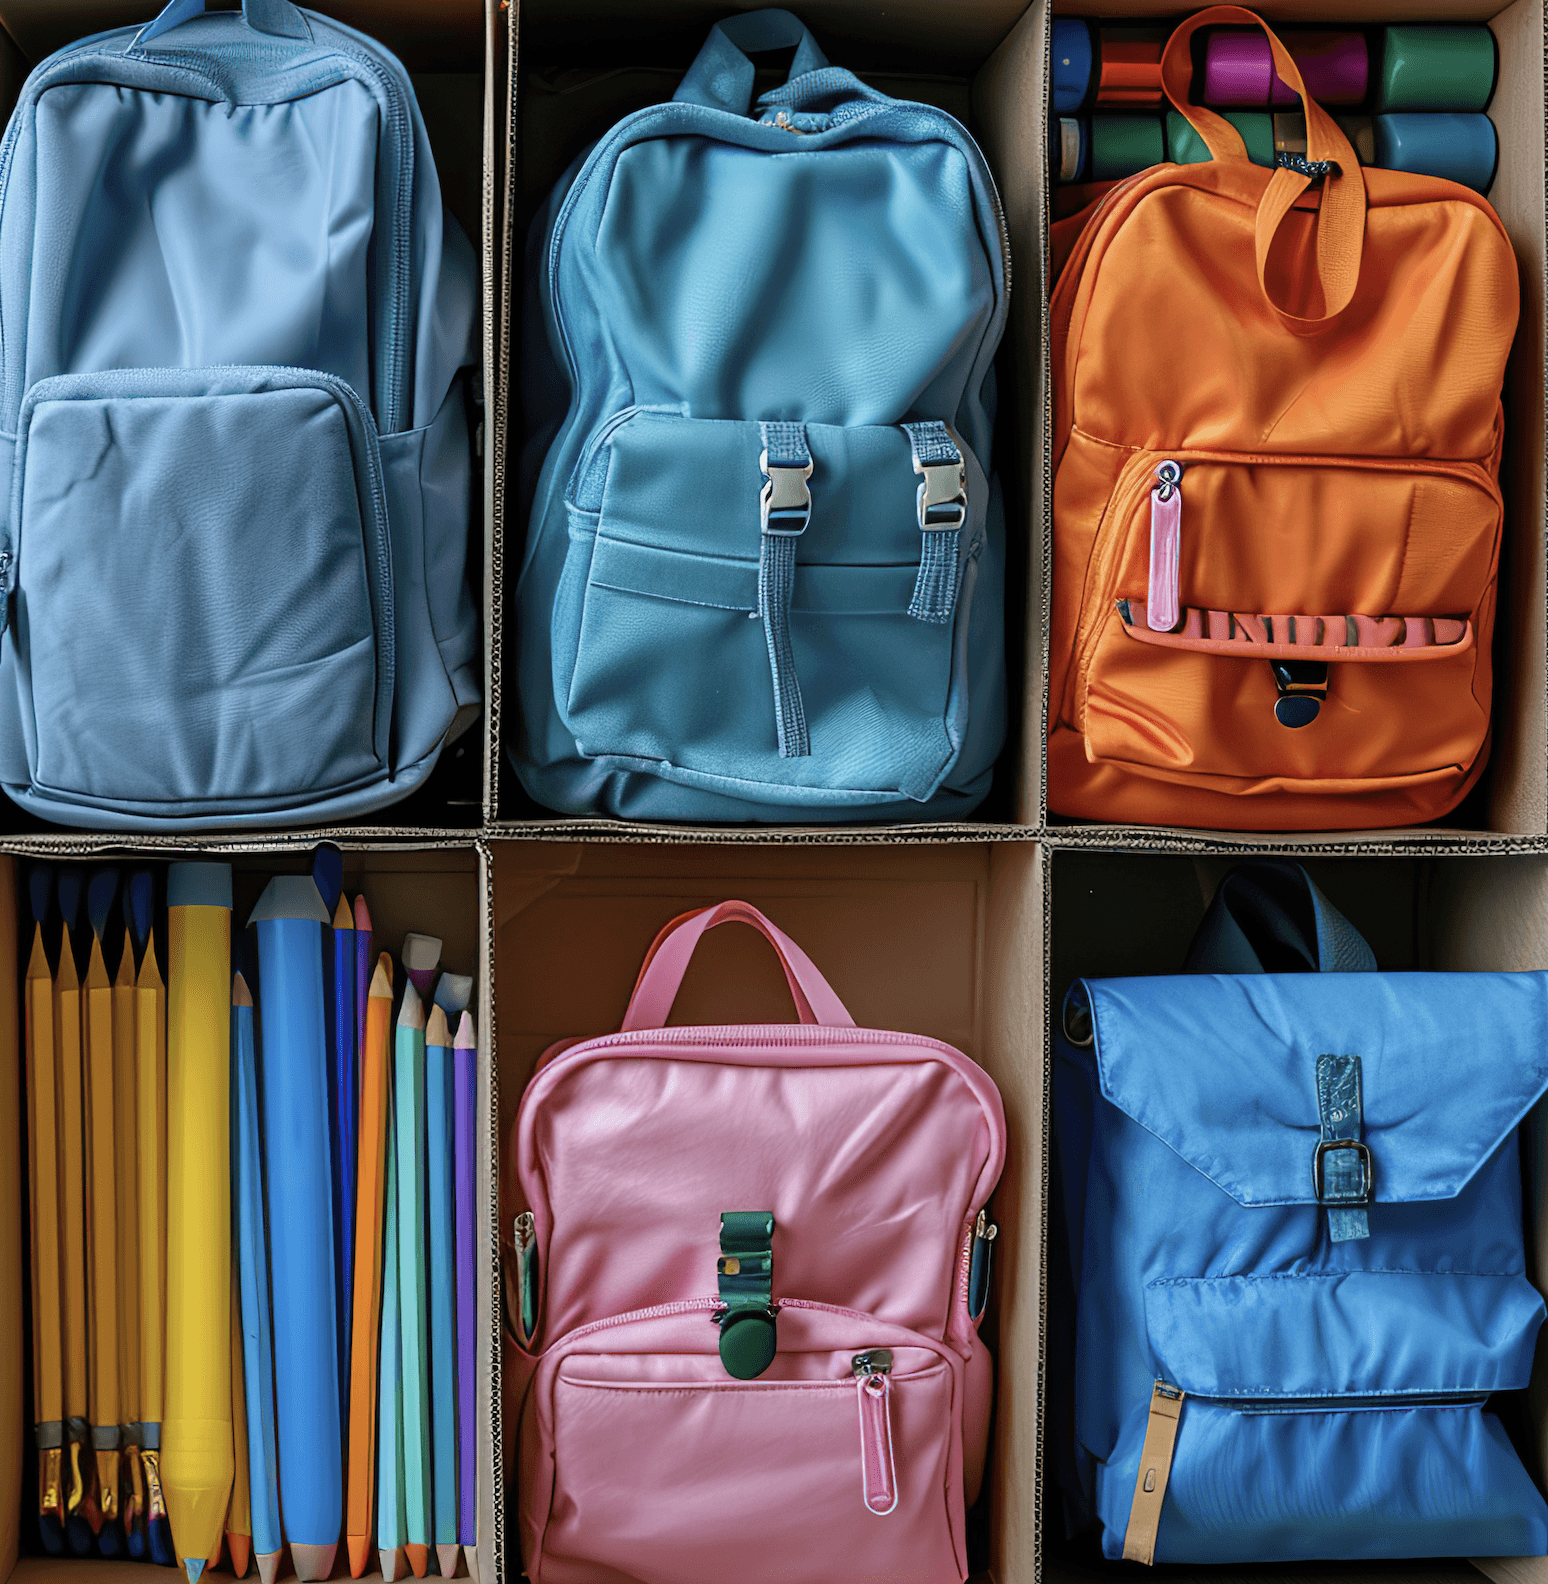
(84, 931), (121, 1540)
(55, 911), (89, 1552)
(163, 863), (234, 1582)
(25, 879), (64, 1549)
(114, 930), (143, 1550)
(228, 1270), (252, 1579)
(136, 909), (172, 1567)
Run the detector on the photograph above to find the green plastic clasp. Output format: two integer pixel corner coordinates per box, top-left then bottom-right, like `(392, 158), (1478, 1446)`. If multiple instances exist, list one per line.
(715, 1211), (777, 1379)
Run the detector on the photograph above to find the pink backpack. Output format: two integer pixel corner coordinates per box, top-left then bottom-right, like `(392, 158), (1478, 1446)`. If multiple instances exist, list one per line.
(506, 900), (1006, 1584)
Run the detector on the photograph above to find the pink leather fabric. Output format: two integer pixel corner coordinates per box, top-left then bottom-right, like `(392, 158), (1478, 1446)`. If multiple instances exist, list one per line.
(509, 903), (1005, 1584)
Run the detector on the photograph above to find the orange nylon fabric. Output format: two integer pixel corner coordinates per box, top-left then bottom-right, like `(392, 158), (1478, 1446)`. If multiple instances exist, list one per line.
(1048, 6), (1519, 831)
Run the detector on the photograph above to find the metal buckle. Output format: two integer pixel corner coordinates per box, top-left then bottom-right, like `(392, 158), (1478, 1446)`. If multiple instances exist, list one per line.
(1271, 658), (1328, 729)
(759, 452), (813, 536)
(1312, 1138), (1373, 1205)
(914, 457), (967, 533)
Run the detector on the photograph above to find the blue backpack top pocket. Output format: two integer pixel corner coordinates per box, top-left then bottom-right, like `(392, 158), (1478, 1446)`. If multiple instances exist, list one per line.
(0, 0), (480, 830)
(514, 9), (1009, 823)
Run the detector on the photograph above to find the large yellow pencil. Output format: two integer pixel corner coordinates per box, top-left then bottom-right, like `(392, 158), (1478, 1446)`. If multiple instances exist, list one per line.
(54, 877), (89, 1555)
(114, 929), (143, 1551)
(24, 868), (64, 1551)
(83, 925), (121, 1544)
(132, 869), (173, 1568)
(163, 862), (234, 1583)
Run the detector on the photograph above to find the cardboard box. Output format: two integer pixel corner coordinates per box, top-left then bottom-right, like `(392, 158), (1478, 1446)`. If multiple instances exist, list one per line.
(0, 840), (496, 1584)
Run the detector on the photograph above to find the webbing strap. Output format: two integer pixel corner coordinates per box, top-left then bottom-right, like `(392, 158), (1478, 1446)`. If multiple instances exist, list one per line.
(1316, 1054), (1371, 1242)
(757, 423), (812, 759)
(1121, 1382), (1184, 1565)
(717, 1211), (777, 1379)
(903, 421), (967, 624)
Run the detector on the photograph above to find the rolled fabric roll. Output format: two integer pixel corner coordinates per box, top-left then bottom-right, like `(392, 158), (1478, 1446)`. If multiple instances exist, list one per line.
(1274, 111), (1376, 165)
(1375, 112), (1497, 193)
(1204, 29), (1367, 106)
(1052, 117), (1088, 183)
(1097, 26), (1164, 106)
(1167, 110), (1273, 168)
(1379, 25), (1496, 112)
(1090, 114), (1164, 180)
(1053, 18), (1095, 114)
(1203, 31), (1275, 106)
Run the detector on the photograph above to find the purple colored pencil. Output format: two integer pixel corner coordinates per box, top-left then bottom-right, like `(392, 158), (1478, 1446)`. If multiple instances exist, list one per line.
(453, 1011), (478, 1553)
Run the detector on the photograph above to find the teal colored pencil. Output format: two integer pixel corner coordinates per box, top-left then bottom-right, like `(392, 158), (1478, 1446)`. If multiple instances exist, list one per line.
(377, 1096), (405, 1583)
(394, 982), (431, 1564)
(424, 1007), (458, 1578)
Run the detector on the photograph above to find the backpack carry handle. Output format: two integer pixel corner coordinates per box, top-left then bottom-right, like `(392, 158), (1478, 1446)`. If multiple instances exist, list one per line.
(620, 899), (857, 1031)
(132, 0), (312, 49)
(1161, 7), (1366, 330)
(674, 9), (830, 116)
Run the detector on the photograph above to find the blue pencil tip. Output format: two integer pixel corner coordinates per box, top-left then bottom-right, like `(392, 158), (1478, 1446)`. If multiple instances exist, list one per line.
(127, 1520), (147, 1559)
(311, 843), (344, 913)
(28, 863), (50, 927)
(129, 870), (155, 953)
(184, 1558), (205, 1583)
(149, 1516), (177, 1568)
(87, 867), (119, 939)
(99, 1521), (122, 1558)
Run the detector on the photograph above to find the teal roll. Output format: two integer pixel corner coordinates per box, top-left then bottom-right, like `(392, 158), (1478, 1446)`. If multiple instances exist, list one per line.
(1090, 115), (1164, 180)
(1375, 113), (1497, 193)
(1379, 26), (1496, 112)
(1167, 111), (1274, 168)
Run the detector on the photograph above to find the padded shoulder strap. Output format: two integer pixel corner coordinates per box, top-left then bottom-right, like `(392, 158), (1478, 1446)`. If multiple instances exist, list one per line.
(132, 0), (311, 48)
(1185, 860), (1375, 974)
(674, 9), (829, 115)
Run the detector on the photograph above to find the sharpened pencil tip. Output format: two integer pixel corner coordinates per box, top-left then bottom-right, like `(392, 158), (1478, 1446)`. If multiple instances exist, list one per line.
(333, 892), (354, 929)
(184, 1560), (205, 1584)
(380, 1548), (403, 1583)
(463, 1546), (479, 1584)
(399, 977), (425, 1029)
(256, 1553), (281, 1584)
(291, 1542), (337, 1582)
(370, 958), (393, 998)
(426, 1002), (450, 1047)
(437, 1545), (459, 1578)
(233, 971), (253, 1007)
(354, 893), (372, 933)
(228, 1533), (251, 1577)
(406, 1543), (429, 1579)
(347, 1535), (371, 1579)
(455, 1011), (476, 1049)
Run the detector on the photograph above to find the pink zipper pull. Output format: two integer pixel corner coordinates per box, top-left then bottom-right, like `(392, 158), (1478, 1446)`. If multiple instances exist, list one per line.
(854, 1355), (899, 1516)
(1147, 461), (1183, 632)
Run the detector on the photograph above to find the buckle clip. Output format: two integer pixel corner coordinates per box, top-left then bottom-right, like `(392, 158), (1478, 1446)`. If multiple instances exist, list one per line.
(1313, 1138), (1373, 1205)
(915, 457), (967, 533)
(1272, 658), (1328, 728)
(759, 452), (813, 536)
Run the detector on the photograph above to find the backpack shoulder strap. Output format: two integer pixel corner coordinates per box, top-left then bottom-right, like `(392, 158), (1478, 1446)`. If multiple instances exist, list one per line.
(1184, 860), (1375, 974)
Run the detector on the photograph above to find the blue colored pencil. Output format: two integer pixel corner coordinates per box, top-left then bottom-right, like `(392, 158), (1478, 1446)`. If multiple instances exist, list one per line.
(249, 877), (341, 1584)
(425, 1007), (458, 1578)
(231, 977), (281, 1584)
(394, 982), (431, 1573)
(327, 894), (356, 1427)
(377, 1095), (406, 1584)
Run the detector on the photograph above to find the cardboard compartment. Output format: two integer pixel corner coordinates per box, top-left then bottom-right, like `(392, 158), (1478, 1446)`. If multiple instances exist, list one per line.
(0, 842), (496, 1584)
(0, 0), (499, 837)
(491, 838), (1046, 1583)
(1045, 845), (1548, 1582)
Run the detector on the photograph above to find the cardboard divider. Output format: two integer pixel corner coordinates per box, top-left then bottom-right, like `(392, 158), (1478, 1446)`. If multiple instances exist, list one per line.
(490, 837), (1047, 1584)
(0, 842), (495, 1584)
(1044, 843), (1548, 1583)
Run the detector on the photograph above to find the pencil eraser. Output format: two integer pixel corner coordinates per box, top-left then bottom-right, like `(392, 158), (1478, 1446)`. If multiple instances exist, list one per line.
(168, 862), (232, 910)
(434, 973), (475, 1016)
(1375, 112), (1497, 193)
(1052, 19), (1095, 113)
(1380, 25), (1496, 113)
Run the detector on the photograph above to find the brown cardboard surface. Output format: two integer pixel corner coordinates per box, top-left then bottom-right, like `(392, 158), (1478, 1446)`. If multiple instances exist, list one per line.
(0, 860), (20, 1584)
(491, 837), (1045, 1584)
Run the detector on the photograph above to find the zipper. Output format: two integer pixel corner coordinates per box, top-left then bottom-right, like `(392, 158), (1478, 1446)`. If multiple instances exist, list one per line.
(967, 1209), (997, 1322)
(855, 1354), (899, 1516)
(1184, 1385), (1490, 1414)
(512, 1211), (538, 1348)
(1068, 447), (1503, 730)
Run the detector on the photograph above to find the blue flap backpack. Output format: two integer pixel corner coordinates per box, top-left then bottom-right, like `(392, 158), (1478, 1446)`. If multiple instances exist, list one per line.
(1053, 863), (1548, 1562)
(0, 0), (480, 830)
(514, 9), (1009, 823)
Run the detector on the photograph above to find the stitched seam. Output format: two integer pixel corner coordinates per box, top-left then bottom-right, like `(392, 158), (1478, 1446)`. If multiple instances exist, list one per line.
(1147, 1270), (1524, 1283)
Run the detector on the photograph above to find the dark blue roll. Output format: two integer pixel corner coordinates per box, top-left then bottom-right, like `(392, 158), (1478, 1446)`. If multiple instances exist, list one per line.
(1375, 113), (1497, 193)
(1053, 19), (1096, 113)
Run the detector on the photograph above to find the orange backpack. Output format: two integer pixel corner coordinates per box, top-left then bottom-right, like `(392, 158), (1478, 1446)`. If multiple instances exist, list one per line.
(1048, 6), (1519, 830)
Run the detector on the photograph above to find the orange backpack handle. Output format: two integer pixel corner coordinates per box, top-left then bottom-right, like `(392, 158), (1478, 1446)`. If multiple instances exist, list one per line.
(1161, 7), (1367, 330)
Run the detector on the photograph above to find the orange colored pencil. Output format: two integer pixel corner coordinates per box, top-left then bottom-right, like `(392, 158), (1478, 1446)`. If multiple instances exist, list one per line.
(346, 954), (395, 1578)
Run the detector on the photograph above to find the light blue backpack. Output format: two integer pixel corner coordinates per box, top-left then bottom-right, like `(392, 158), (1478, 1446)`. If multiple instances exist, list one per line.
(1053, 864), (1548, 1563)
(0, 0), (480, 830)
(514, 9), (1008, 822)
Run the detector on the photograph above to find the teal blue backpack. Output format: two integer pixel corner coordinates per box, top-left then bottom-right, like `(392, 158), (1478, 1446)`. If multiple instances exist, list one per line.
(514, 9), (1009, 823)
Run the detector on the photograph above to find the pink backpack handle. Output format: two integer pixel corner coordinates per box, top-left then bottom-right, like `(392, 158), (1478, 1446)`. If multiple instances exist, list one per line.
(620, 900), (857, 1031)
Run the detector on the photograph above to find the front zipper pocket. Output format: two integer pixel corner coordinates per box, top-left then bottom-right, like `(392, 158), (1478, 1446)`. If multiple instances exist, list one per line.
(521, 1298), (967, 1584)
(1072, 445), (1501, 788)
(556, 410), (988, 805)
(7, 365), (394, 815)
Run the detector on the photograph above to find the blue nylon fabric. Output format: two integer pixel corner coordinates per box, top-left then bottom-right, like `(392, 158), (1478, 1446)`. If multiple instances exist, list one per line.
(0, 4), (479, 829)
(1052, 970), (1548, 1560)
(514, 11), (1008, 821)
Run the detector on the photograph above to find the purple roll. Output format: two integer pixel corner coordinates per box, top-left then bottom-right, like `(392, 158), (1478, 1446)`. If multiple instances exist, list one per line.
(1204, 30), (1369, 108)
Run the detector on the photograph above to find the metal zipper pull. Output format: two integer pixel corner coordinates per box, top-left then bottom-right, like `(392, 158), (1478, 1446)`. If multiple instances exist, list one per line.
(510, 1211), (538, 1349)
(1147, 461), (1183, 633)
(854, 1353), (898, 1516)
(1122, 1381), (1185, 1566)
(968, 1210), (998, 1321)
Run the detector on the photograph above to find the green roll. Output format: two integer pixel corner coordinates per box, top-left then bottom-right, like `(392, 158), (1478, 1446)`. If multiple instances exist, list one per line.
(1090, 114), (1165, 180)
(1379, 26), (1496, 112)
(1166, 110), (1274, 168)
